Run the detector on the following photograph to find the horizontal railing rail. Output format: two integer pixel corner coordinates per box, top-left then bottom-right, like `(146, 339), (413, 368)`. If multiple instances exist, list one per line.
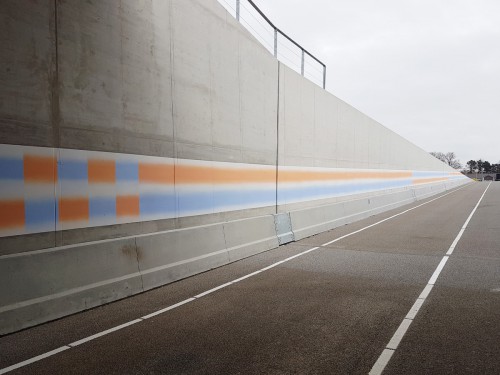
(218, 0), (327, 89)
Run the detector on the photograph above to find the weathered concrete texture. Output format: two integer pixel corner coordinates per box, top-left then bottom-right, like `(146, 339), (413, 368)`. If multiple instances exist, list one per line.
(0, 237), (144, 334)
(0, 0), (57, 147)
(1, 0), (279, 163)
(170, 0), (278, 165)
(54, 0), (279, 163)
(57, 0), (175, 156)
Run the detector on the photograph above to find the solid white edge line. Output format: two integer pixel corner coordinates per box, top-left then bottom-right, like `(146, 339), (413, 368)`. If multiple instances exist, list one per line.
(427, 256), (449, 285)
(386, 318), (413, 350)
(68, 319), (143, 347)
(0, 346), (70, 375)
(194, 282), (234, 298)
(369, 349), (395, 375)
(141, 298), (196, 320)
(231, 270), (263, 283)
(369, 182), (490, 375)
(0, 183), (470, 374)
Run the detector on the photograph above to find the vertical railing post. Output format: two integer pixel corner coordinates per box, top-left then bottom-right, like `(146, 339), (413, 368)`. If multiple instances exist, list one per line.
(226, 0), (326, 90)
(274, 28), (278, 58)
(322, 65), (326, 89)
(301, 50), (305, 76)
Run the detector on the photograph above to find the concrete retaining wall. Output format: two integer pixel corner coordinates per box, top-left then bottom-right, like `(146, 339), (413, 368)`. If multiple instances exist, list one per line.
(0, 0), (471, 334)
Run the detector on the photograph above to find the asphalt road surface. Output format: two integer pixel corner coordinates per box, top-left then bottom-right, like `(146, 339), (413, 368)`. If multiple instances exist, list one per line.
(1, 182), (499, 374)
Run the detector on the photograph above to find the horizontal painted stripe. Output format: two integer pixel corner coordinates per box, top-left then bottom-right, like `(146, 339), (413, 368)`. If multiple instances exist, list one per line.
(175, 166), (412, 185)
(176, 165), (275, 184)
(278, 170), (413, 183)
(138, 163), (174, 184)
(0, 143), (468, 238)
(116, 162), (138, 182)
(278, 179), (413, 204)
(89, 197), (116, 219)
(58, 160), (87, 180)
(25, 200), (55, 226)
(0, 200), (25, 228)
(116, 195), (140, 217)
(0, 158), (23, 180)
(24, 155), (56, 183)
(59, 198), (89, 222)
(177, 190), (275, 214)
(412, 177), (449, 185)
(88, 160), (115, 184)
(140, 194), (176, 215)
(412, 171), (446, 178)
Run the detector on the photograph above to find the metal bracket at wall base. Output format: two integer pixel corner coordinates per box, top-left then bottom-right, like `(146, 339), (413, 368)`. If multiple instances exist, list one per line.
(273, 212), (295, 245)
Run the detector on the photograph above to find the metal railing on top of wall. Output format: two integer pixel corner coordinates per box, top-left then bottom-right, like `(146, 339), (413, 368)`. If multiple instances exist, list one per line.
(218, 0), (327, 89)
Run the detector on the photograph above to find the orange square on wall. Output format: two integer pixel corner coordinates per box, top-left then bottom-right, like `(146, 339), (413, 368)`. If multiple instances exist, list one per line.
(24, 155), (57, 183)
(59, 198), (89, 222)
(88, 160), (116, 184)
(116, 195), (140, 217)
(0, 200), (25, 228)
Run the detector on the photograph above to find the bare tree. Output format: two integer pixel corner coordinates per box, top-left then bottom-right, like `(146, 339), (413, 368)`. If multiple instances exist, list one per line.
(430, 151), (462, 169)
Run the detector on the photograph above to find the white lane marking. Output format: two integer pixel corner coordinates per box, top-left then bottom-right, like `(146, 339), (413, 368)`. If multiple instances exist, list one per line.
(369, 349), (395, 375)
(405, 298), (425, 320)
(0, 184), (470, 374)
(386, 319), (413, 350)
(141, 298), (196, 320)
(370, 182), (491, 375)
(0, 346), (70, 375)
(418, 284), (434, 300)
(446, 183), (489, 255)
(194, 282), (234, 298)
(231, 270), (263, 283)
(428, 256), (449, 285)
(68, 319), (143, 347)
(446, 228), (465, 255)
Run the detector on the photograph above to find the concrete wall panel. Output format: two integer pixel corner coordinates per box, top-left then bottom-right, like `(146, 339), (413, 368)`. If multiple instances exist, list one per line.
(58, 0), (174, 156)
(0, 0), (56, 147)
(0, 237), (143, 334)
(224, 215), (280, 262)
(238, 32), (278, 165)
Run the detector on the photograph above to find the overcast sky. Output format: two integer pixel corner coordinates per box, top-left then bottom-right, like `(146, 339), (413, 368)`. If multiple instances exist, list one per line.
(245, 0), (500, 167)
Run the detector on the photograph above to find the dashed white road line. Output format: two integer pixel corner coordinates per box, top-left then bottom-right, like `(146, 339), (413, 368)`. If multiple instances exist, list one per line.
(369, 182), (490, 375)
(0, 184), (471, 374)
